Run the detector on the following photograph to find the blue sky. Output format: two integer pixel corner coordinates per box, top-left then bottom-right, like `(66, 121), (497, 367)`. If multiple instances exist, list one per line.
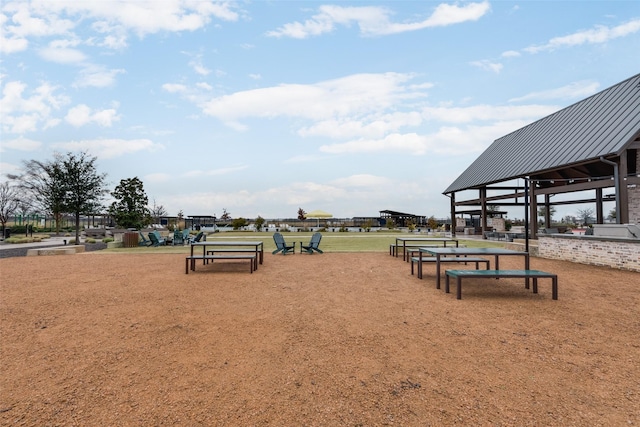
(1, 1), (639, 221)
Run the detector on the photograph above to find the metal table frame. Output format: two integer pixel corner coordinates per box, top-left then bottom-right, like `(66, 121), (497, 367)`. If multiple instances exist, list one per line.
(419, 247), (530, 289)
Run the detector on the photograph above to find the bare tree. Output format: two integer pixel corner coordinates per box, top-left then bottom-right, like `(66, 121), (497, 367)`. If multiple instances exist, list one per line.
(220, 208), (231, 222)
(577, 208), (595, 226)
(8, 158), (67, 235)
(149, 198), (168, 224)
(0, 181), (20, 236)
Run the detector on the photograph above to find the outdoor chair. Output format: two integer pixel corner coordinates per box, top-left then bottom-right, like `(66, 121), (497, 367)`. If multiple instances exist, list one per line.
(300, 232), (323, 254)
(173, 230), (185, 245)
(138, 232), (153, 247)
(148, 230), (166, 246)
(272, 232), (295, 255)
(188, 231), (204, 244)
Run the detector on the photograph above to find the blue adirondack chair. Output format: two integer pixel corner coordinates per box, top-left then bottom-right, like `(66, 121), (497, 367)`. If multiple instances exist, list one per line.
(173, 229), (190, 245)
(148, 230), (166, 246)
(301, 232), (323, 254)
(138, 231), (152, 246)
(187, 231), (204, 244)
(272, 232), (295, 255)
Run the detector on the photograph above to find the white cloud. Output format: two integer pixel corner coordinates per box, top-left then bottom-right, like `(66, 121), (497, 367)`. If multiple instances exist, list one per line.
(201, 72), (425, 126)
(145, 173), (172, 183)
(266, 2), (490, 38)
(0, 1), (75, 55)
(184, 164), (249, 178)
(0, 136), (42, 152)
(319, 119), (536, 156)
(421, 104), (559, 123)
(74, 65), (125, 88)
(196, 82), (213, 90)
(1, 1), (241, 55)
(38, 46), (87, 64)
(298, 111), (423, 139)
(52, 138), (161, 159)
(162, 83), (188, 93)
(524, 18), (640, 53)
(501, 50), (520, 58)
(0, 162), (22, 178)
(470, 59), (503, 73)
(508, 81), (600, 102)
(65, 104), (120, 127)
(189, 58), (210, 76)
(330, 174), (391, 188)
(0, 80), (69, 133)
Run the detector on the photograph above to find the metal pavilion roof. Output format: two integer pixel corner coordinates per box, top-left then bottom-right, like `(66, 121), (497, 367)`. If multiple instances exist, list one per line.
(444, 73), (640, 194)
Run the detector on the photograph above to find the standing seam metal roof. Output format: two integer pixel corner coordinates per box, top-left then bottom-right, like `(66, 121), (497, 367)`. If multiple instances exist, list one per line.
(444, 73), (640, 194)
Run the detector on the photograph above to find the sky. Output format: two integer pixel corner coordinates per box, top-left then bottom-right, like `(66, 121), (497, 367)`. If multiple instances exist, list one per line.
(1, 1), (639, 222)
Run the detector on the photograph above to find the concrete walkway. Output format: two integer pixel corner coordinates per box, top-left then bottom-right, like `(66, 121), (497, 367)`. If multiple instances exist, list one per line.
(0, 235), (78, 251)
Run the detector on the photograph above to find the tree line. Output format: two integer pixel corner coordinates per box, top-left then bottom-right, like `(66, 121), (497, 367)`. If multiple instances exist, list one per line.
(0, 151), (169, 242)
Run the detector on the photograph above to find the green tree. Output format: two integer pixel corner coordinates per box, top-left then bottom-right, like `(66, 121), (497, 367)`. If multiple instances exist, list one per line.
(537, 206), (556, 223)
(297, 208), (307, 221)
(427, 215), (438, 230)
(231, 217), (247, 230)
(486, 205), (501, 217)
(255, 215), (265, 231)
(58, 152), (108, 243)
(109, 177), (151, 229)
(608, 208), (616, 221)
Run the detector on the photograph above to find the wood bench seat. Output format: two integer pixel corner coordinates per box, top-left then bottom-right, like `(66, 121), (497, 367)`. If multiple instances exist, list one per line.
(185, 255), (256, 274)
(410, 256), (490, 275)
(445, 269), (558, 300)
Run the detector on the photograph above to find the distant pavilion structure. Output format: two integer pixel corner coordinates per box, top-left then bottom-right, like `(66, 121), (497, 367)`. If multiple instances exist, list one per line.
(444, 73), (640, 239)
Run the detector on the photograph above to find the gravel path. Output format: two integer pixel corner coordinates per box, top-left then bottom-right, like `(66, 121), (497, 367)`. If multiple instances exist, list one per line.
(0, 242), (107, 259)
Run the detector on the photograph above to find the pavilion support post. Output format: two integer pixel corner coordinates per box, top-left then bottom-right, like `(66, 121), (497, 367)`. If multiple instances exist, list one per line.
(530, 180), (538, 237)
(544, 194), (551, 228)
(596, 188), (604, 224)
(450, 192), (456, 238)
(480, 187), (487, 238)
(600, 156), (622, 224)
(619, 151), (629, 224)
(524, 178), (530, 252)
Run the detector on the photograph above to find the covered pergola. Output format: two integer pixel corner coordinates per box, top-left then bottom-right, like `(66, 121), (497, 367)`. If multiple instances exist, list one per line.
(444, 73), (640, 240)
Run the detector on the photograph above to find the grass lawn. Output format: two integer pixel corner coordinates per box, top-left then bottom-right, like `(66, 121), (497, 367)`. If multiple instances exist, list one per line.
(104, 231), (507, 254)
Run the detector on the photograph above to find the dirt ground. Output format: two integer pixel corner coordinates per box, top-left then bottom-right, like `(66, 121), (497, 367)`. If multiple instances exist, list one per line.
(1, 251), (639, 426)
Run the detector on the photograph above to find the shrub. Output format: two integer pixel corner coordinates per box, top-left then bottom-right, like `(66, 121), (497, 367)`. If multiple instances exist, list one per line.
(103, 238), (114, 243)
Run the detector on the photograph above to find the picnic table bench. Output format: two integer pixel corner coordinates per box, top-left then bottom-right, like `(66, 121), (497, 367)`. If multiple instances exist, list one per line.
(206, 248), (259, 269)
(185, 254), (256, 274)
(410, 256), (490, 276)
(445, 269), (558, 300)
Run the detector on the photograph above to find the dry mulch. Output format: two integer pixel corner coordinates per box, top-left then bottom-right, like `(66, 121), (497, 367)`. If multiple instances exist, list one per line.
(1, 251), (638, 426)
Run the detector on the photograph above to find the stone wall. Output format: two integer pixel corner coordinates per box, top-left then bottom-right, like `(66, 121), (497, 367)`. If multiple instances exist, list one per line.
(538, 234), (640, 272)
(630, 185), (640, 224)
(628, 150), (640, 224)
